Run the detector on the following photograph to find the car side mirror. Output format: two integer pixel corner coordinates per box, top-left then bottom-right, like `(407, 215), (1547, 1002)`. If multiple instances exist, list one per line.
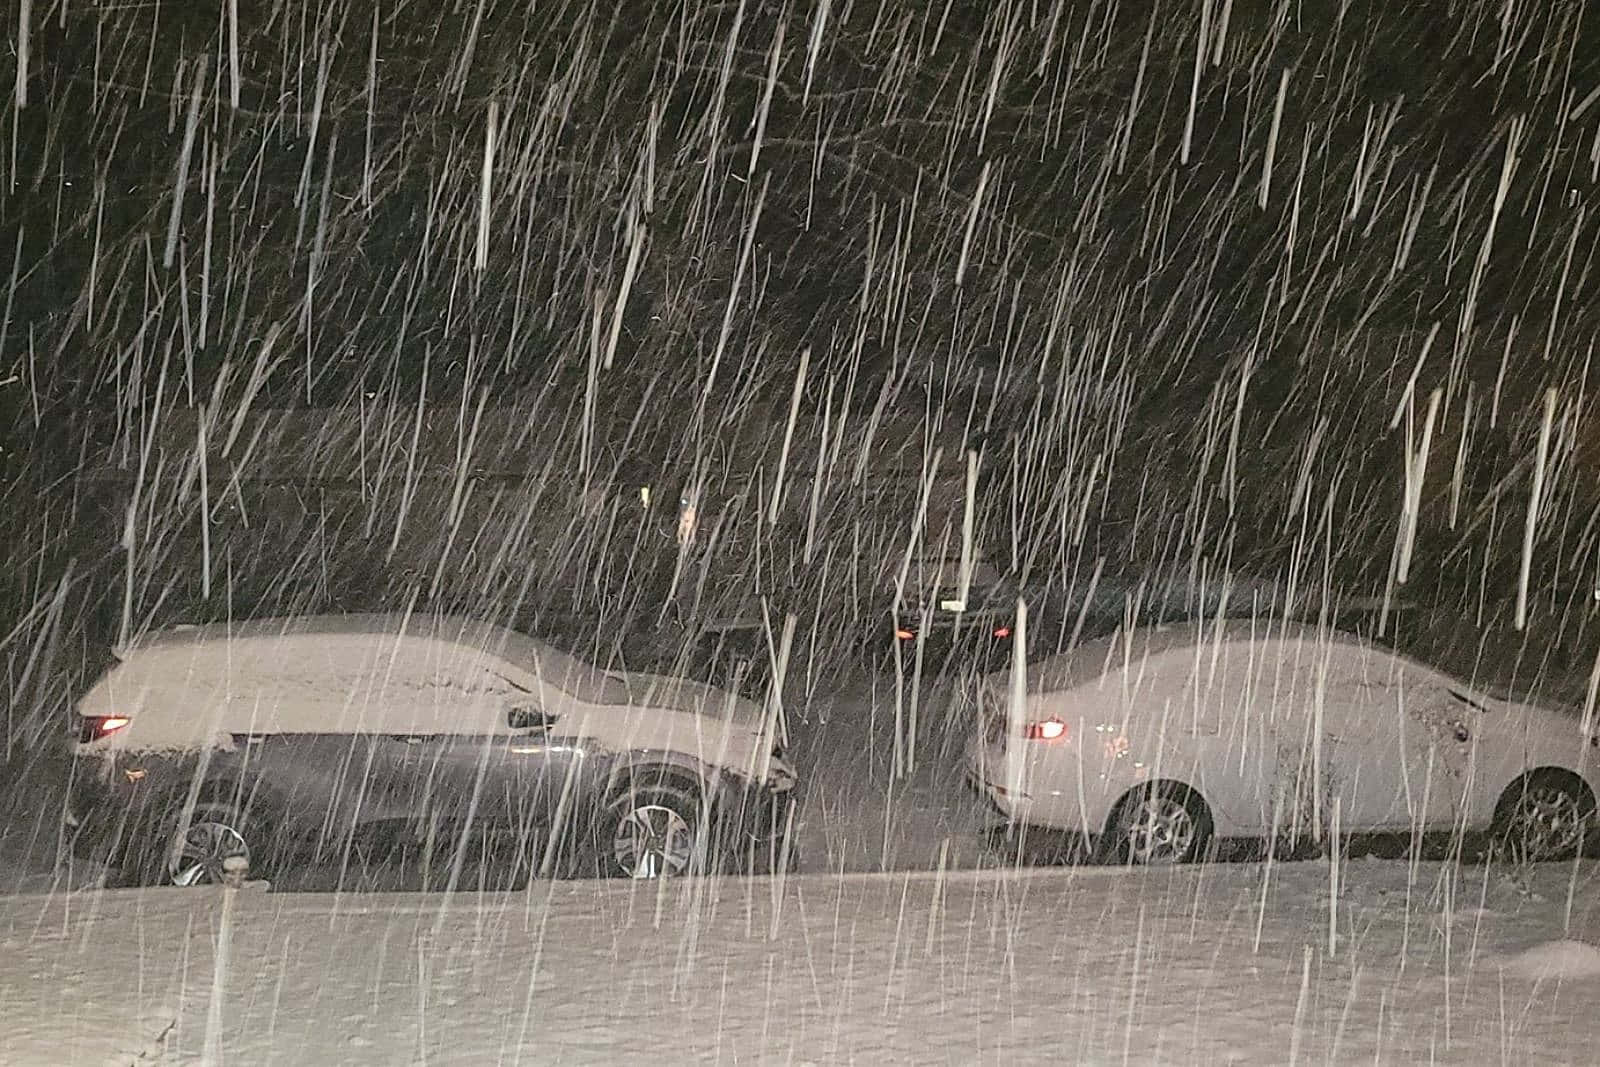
(508, 707), (557, 731)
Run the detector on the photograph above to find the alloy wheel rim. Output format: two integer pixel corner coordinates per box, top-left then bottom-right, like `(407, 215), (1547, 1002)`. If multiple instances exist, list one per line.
(1123, 797), (1196, 864)
(1508, 786), (1584, 861)
(612, 803), (694, 879)
(170, 820), (250, 886)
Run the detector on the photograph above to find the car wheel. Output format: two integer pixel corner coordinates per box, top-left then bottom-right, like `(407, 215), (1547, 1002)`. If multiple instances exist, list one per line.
(599, 780), (709, 879)
(1104, 783), (1213, 866)
(1492, 771), (1595, 863)
(143, 801), (258, 887)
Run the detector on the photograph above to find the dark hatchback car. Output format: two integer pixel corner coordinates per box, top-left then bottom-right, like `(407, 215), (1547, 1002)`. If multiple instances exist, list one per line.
(69, 615), (799, 885)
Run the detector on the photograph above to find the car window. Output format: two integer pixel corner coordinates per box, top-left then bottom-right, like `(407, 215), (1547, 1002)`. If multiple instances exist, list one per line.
(496, 631), (631, 706)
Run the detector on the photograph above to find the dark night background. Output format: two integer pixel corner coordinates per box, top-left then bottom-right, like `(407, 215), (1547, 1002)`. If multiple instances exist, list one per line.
(2, 0), (1600, 751)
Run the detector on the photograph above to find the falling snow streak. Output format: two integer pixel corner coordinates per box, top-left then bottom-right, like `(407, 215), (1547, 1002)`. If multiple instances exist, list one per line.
(0, 5), (1599, 1062)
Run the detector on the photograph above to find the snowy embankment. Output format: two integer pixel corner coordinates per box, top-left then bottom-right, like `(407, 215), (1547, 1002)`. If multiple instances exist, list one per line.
(4, 859), (1599, 1065)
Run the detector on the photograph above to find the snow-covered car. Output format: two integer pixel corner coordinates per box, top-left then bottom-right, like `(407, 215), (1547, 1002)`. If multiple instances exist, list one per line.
(69, 615), (799, 885)
(965, 621), (1599, 864)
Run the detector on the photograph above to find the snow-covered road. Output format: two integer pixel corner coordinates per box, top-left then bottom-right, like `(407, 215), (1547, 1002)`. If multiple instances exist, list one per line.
(4, 858), (1598, 1065)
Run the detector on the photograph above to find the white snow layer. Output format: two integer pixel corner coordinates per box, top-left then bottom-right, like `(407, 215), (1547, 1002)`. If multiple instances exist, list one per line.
(1496, 938), (1600, 981)
(3, 859), (1599, 1065)
(77, 617), (776, 779)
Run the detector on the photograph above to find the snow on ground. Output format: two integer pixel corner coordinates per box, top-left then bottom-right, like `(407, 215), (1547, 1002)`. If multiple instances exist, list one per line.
(7, 671), (1600, 1063)
(4, 858), (1599, 1065)
(1495, 938), (1600, 981)
(784, 674), (993, 875)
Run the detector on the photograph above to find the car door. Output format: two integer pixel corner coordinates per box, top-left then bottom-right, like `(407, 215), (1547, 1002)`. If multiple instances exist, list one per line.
(1264, 639), (1450, 841)
(1309, 645), (1463, 834)
(362, 636), (523, 840)
(1159, 638), (1279, 834)
(496, 697), (593, 854)
(376, 664), (588, 850)
(1263, 639), (1334, 843)
(231, 731), (392, 849)
(217, 633), (394, 848)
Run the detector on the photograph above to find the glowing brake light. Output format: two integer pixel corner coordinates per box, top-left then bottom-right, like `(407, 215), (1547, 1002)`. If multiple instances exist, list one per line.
(1023, 718), (1068, 741)
(78, 716), (131, 743)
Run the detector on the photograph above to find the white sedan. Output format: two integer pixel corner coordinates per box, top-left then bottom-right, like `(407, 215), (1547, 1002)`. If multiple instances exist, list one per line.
(966, 621), (1599, 864)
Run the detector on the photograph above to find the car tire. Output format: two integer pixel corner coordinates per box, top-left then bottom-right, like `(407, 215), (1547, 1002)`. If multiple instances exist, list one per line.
(596, 779), (711, 879)
(126, 800), (262, 887)
(1103, 782), (1213, 866)
(1491, 770), (1595, 863)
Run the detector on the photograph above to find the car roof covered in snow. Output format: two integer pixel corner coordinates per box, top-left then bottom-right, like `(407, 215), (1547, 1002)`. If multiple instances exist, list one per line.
(122, 613), (629, 706)
(1009, 618), (1383, 694)
(130, 613), (521, 650)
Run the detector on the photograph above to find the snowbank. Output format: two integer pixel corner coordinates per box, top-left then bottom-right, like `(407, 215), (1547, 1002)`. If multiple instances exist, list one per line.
(1497, 938), (1600, 981)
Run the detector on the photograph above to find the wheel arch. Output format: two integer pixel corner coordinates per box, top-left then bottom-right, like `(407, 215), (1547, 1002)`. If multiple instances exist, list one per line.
(121, 778), (279, 886)
(1492, 766), (1598, 824)
(600, 753), (717, 807)
(1102, 778), (1215, 838)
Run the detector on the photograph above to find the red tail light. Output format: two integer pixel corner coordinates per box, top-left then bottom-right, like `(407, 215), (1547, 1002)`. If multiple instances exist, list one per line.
(1023, 718), (1068, 741)
(78, 716), (130, 743)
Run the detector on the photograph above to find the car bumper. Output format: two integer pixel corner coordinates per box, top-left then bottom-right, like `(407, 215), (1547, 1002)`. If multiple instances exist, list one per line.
(65, 752), (195, 865)
(963, 728), (1024, 819)
(964, 763), (1038, 824)
(65, 755), (120, 851)
(717, 764), (801, 874)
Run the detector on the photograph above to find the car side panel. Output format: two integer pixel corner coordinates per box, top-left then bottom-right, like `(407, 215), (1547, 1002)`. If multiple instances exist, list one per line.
(1029, 647), (1283, 837)
(1471, 706), (1600, 826)
(71, 734), (369, 871)
(227, 733), (390, 843)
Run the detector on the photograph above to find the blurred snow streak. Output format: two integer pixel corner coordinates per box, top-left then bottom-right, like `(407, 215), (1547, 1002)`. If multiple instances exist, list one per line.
(2, 4), (1600, 1064)
(0, 0), (1596, 806)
